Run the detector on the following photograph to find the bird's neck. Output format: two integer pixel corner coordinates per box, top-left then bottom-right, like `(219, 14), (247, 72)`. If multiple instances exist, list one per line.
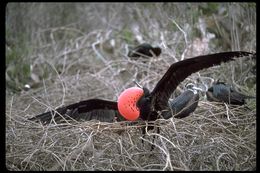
(137, 88), (152, 120)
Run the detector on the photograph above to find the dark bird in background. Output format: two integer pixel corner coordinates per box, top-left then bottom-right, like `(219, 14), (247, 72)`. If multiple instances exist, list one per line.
(164, 83), (202, 119)
(29, 51), (255, 128)
(127, 43), (161, 58)
(206, 81), (256, 105)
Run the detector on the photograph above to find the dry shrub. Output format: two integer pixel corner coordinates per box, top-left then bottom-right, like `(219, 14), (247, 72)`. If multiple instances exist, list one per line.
(6, 55), (256, 171)
(6, 3), (256, 171)
(6, 103), (256, 170)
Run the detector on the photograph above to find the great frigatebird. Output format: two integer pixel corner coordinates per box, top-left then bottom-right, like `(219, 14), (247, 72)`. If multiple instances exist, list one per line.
(29, 51), (255, 127)
(127, 43), (161, 58)
(206, 80), (256, 105)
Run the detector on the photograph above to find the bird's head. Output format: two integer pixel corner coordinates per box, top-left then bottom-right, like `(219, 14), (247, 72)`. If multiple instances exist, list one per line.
(117, 81), (150, 121)
(151, 47), (162, 57)
(185, 83), (204, 94)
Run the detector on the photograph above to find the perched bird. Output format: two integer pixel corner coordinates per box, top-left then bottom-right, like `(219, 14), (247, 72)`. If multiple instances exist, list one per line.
(206, 81), (256, 105)
(30, 52), (255, 129)
(164, 83), (202, 119)
(127, 43), (161, 58)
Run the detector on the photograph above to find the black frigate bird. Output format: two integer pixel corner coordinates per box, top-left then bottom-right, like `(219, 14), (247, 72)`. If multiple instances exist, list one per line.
(30, 51), (255, 130)
(206, 80), (256, 105)
(127, 43), (161, 58)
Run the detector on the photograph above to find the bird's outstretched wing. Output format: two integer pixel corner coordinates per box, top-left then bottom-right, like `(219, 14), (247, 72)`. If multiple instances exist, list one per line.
(151, 51), (255, 111)
(29, 99), (126, 124)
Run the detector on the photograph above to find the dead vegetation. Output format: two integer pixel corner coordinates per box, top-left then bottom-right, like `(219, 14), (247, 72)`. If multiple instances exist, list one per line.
(6, 3), (256, 171)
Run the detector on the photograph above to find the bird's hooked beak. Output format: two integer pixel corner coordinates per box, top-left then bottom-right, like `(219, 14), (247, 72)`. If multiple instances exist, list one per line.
(134, 79), (150, 96)
(134, 79), (142, 88)
(195, 76), (215, 92)
(186, 83), (204, 94)
(192, 85), (204, 92)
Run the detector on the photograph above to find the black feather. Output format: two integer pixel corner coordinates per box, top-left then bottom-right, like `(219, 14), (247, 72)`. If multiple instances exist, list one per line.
(151, 51), (255, 117)
(29, 99), (126, 124)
